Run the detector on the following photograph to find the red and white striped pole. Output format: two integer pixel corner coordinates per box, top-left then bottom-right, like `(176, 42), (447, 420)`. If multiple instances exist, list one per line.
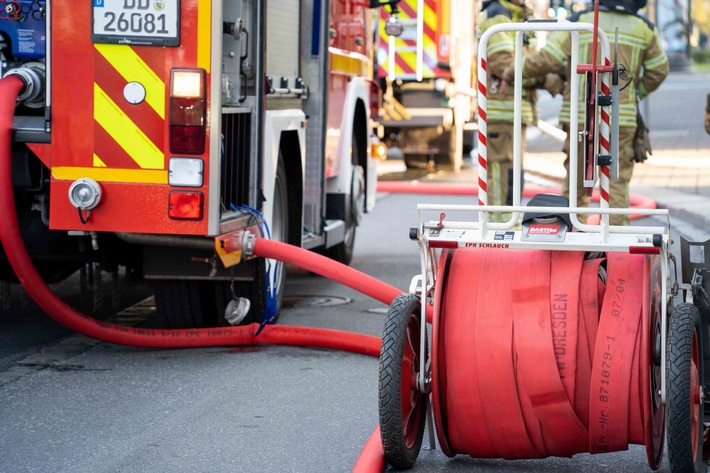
(476, 57), (488, 208)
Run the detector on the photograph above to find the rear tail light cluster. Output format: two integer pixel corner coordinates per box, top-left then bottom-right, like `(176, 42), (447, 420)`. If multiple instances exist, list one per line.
(168, 68), (206, 220)
(169, 68), (206, 155)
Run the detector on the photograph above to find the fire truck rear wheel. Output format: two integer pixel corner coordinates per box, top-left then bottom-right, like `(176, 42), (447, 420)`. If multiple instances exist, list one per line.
(153, 280), (214, 328)
(211, 157), (289, 326)
(152, 160), (289, 328)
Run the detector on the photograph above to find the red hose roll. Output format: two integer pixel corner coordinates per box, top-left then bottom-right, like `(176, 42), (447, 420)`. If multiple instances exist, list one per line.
(432, 248), (651, 459)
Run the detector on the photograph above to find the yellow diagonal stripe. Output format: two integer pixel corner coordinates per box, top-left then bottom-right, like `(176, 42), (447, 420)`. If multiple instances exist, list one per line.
(423, 2), (437, 33)
(94, 43), (165, 119)
(94, 84), (164, 170)
(392, 99), (411, 119)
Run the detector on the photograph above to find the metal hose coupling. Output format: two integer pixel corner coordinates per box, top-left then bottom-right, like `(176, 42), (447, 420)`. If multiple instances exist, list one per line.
(242, 230), (257, 258)
(4, 63), (45, 107)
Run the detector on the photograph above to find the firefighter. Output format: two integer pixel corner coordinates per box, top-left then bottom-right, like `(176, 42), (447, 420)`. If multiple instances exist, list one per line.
(477, 0), (563, 215)
(504, 0), (669, 225)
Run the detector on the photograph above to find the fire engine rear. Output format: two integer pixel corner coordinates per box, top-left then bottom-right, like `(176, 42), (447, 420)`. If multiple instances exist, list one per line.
(0, 0), (391, 327)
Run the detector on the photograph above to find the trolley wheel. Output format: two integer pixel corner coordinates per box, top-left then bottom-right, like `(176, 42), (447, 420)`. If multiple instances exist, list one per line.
(379, 293), (427, 470)
(667, 303), (705, 473)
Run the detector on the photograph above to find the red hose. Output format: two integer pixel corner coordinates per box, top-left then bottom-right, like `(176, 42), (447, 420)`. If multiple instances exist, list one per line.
(0, 76), (388, 471)
(352, 427), (385, 473)
(0, 74), (395, 352)
(253, 238), (403, 307)
(376, 181), (656, 222)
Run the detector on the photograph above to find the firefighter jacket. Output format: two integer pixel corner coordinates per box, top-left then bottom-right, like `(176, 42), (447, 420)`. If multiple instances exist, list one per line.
(476, 0), (537, 125)
(521, 7), (669, 128)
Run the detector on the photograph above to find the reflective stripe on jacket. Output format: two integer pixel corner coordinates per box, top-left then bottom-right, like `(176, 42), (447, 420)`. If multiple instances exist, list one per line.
(522, 8), (668, 127)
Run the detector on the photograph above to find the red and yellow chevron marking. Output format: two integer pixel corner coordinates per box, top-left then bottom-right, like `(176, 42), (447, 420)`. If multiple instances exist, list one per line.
(93, 44), (166, 172)
(48, 0), (212, 234)
(376, 0), (452, 79)
(381, 94), (411, 121)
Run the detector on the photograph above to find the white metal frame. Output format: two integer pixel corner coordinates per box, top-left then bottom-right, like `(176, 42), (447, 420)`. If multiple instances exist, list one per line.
(413, 20), (673, 405)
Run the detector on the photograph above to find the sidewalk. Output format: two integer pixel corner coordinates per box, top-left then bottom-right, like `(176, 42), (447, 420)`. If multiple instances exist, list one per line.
(524, 149), (710, 232)
(377, 149), (710, 232)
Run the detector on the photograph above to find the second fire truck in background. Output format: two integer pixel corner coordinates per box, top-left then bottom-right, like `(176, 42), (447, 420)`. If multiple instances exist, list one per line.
(375, 0), (477, 171)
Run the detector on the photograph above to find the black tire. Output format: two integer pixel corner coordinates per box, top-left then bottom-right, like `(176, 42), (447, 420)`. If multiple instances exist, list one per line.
(667, 302), (705, 473)
(402, 127), (460, 172)
(379, 293), (427, 470)
(325, 132), (363, 266)
(153, 159), (289, 328)
(153, 280), (212, 328)
(213, 156), (289, 325)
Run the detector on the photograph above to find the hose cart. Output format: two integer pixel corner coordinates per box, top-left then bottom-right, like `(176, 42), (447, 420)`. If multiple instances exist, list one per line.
(377, 7), (710, 472)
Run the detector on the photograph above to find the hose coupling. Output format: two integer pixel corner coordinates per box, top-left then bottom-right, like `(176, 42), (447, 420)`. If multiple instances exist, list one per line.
(4, 63), (45, 107)
(242, 230), (257, 257)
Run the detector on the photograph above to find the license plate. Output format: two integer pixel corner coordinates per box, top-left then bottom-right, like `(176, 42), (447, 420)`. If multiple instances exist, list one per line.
(92, 0), (180, 47)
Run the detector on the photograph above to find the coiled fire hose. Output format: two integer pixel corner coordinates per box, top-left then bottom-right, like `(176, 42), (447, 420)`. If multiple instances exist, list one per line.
(429, 248), (661, 464)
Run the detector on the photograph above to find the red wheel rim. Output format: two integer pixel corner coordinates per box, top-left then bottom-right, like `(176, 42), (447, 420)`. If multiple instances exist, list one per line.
(401, 312), (424, 448)
(431, 249), (453, 456)
(643, 255), (665, 469)
(691, 329), (701, 460)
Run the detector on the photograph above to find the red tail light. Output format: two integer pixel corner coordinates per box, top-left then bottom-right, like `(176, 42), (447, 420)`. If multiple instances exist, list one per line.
(169, 69), (206, 155)
(168, 191), (203, 220)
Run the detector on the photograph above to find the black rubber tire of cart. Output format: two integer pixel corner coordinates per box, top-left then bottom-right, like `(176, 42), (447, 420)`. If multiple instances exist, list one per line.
(379, 293), (428, 470)
(667, 302), (705, 473)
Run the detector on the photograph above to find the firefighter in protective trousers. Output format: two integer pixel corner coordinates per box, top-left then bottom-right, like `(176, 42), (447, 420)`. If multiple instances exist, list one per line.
(477, 0), (564, 213)
(504, 0), (668, 225)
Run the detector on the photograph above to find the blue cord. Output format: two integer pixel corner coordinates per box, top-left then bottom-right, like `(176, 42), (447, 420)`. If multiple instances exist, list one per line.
(230, 203), (279, 333)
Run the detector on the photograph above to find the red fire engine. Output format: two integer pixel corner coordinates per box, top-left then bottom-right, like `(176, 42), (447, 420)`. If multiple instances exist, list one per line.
(0, 0), (397, 328)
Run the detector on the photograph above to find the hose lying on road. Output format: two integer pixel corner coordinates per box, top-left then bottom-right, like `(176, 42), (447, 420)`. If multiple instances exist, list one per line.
(0, 75), (389, 471)
(0, 74), (393, 352)
(376, 181), (657, 223)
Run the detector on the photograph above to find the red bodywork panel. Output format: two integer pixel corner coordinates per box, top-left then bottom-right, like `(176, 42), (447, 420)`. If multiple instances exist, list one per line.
(48, 1), (211, 235)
